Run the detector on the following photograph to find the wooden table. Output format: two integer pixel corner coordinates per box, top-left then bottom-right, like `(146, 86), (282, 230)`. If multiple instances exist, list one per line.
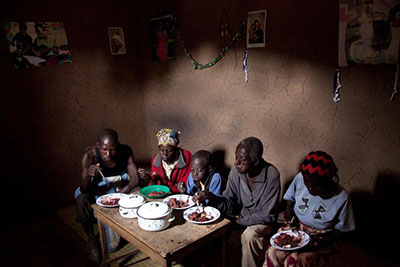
(92, 200), (231, 267)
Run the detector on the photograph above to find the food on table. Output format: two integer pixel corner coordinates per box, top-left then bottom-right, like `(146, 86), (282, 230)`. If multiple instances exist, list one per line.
(148, 191), (166, 197)
(101, 196), (120, 205)
(188, 211), (214, 222)
(273, 232), (302, 248)
(167, 197), (189, 208)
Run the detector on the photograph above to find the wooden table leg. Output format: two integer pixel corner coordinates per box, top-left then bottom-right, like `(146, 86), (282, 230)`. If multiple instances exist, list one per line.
(98, 220), (110, 267)
(220, 233), (227, 267)
(162, 258), (172, 267)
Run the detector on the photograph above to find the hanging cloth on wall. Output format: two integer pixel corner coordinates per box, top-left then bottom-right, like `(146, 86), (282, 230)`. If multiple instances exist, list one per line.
(220, 9), (229, 38)
(390, 63), (399, 101)
(333, 68), (342, 102)
(174, 16), (247, 69)
(243, 48), (248, 83)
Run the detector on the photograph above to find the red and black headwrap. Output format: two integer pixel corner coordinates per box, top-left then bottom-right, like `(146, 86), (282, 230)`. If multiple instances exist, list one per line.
(300, 151), (338, 179)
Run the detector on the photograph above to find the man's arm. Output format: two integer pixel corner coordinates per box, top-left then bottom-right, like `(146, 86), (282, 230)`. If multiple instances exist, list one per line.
(210, 169), (240, 215)
(80, 148), (99, 193)
(119, 154), (139, 193)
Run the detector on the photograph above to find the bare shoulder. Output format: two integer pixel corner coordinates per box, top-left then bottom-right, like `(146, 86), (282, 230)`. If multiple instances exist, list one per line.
(82, 146), (96, 163)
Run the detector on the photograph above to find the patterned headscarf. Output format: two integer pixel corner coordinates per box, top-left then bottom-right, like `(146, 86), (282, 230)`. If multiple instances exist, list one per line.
(300, 151), (338, 179)
(156, 128), (180, 146)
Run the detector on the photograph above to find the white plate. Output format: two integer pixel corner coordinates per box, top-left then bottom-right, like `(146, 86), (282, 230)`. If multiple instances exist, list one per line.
(270, 230), (310, 251)
(163, 194), (196, 210)
(183, 206), (220, 224)
(96, 193), (128, 208)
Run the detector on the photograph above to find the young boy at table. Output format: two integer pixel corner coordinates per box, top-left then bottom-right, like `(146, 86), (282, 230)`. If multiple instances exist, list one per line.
(181, 150), (223, 196)
(265, 151), (355, 267)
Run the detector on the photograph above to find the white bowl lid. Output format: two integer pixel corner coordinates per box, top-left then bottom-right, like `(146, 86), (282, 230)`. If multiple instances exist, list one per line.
(119, 194), (145, 208)
(137, 201), (170, 219)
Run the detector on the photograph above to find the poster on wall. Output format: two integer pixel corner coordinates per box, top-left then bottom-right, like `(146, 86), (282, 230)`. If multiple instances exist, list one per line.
(338, 0), (400, 67)
(247, 10), (266, 48)
(108, 27), (126, 55)
(150, 14), (176, 61)
(3, 22), (72, 69)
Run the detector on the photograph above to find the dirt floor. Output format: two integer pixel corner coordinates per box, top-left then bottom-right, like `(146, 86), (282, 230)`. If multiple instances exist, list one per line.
(2, 206), (398, 267)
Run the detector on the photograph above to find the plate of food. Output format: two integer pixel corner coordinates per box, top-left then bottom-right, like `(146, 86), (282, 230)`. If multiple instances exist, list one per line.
(140, 185), (170, 199)
(270, 230), (310, 251)
(183, 206), (220, 224)
(96, 193), (128, 208)
(163, 194), (196, 210)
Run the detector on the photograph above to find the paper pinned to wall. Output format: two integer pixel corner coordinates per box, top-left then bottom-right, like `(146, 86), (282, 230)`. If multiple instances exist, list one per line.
(338, 0), (400, 67)
(3, 21), (72, 69)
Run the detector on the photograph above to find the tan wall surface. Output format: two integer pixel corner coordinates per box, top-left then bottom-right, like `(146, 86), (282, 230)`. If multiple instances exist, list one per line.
(1, 0), (399, 213)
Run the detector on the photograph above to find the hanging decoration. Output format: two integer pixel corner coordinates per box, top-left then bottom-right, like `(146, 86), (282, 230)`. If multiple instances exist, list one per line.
(243, 48), (248, 83)
(220, 9), (229, 38)
(333, 68), (342, 102)
(174, 16), (247, 70)
(390, 63), (399, 101)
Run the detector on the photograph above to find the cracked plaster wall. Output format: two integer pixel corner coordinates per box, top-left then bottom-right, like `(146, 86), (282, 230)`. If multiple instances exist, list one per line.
(1, 0), (399, 210)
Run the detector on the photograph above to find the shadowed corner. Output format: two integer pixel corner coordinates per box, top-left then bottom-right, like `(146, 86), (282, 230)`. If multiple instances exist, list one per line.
(349, 170), (400, 265)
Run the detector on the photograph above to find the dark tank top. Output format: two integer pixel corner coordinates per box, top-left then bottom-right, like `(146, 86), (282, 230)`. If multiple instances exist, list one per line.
(95, 144), (132, 177)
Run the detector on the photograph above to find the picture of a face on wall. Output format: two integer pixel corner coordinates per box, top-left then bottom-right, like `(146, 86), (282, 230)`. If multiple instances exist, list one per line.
(3, 21), (72, 69)
(108, 27), (126, 55)
(247, 10), (266, 48)
(150, 14), (176, 61)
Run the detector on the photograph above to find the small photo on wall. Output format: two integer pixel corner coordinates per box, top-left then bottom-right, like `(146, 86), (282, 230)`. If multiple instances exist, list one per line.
(108, 27), (126, 55)
(247, 10), (266, 48)
(150, 14), (176, 61)
(3, 21), (72, 69)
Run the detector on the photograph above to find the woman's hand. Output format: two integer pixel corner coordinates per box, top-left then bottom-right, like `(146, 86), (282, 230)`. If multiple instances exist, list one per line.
(177, 181), (186, 193)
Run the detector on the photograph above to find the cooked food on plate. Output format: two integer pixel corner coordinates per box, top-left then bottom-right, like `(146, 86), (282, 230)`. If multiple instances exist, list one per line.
(101, 195), (120, 205)
(273, 232), (302, 248)
(148, 190), (166, 197)
(167, 197), (189, 208)
(188, 211), (214, 222)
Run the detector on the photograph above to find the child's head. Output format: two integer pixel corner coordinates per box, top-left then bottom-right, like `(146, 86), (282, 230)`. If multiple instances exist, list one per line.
(191, 150), (213, 182)
(300, 151), (338, 196)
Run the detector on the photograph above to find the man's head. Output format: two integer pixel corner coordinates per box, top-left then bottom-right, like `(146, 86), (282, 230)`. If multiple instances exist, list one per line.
(191, 150), (213, 182)
(34, 23), (46, 38)
(96, 129), (119, 162)
(300, 151), (338, 196)
(19, 22), (27, 33)
(235, 137), (263, 174)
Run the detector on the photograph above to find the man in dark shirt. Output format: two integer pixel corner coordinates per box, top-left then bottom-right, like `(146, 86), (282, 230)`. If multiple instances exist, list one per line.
(75, 129), (139, 264)
(11, 22), (33, 68)
(194, 137), (280, 267)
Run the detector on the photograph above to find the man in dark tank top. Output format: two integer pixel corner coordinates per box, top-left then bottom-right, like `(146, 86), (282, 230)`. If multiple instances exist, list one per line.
(75, 128), (140, 264)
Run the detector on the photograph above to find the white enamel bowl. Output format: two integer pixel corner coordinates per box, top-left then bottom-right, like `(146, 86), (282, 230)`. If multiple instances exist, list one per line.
(137, 201), (175, 231)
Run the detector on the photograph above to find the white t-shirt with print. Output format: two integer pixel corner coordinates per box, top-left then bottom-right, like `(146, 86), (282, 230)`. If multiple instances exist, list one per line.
(284, 172), (355, 232)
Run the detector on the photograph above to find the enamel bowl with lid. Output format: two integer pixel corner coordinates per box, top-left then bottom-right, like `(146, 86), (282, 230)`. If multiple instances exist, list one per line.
(136, 201), (175, 231)
(118, 194), (146, 218)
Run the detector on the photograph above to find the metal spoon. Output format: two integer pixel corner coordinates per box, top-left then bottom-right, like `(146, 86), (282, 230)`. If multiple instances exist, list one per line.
(98, 169), (106, 182)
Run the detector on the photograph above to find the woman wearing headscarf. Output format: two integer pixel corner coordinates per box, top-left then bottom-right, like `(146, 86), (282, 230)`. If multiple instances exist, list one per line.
(265, 151), (355, 267)
(138, 129), (192, 193)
